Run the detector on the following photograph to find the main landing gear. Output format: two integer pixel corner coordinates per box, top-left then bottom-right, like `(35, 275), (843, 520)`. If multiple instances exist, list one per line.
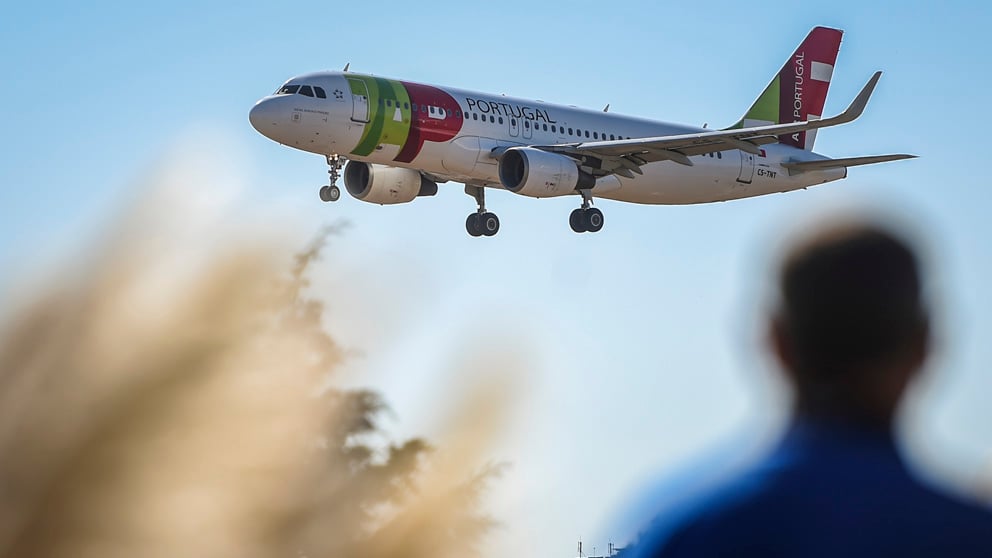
(319, 154), (343, 202)
(569, 189), (604, 233)
(464, 185), (500, 237)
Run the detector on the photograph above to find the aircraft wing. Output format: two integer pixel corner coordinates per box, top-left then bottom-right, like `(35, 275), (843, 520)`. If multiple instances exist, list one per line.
(534, 72), (884, 179)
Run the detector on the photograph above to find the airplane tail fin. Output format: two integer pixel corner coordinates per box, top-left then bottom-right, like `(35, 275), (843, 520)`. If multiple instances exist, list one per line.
(731, 26), (844, 150)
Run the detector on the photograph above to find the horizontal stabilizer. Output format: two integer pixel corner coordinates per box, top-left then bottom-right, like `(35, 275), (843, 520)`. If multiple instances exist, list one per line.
(781, 154), (916, 172)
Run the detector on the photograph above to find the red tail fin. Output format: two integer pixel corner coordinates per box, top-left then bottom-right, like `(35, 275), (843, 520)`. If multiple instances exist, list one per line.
(735, 27), (843, 150)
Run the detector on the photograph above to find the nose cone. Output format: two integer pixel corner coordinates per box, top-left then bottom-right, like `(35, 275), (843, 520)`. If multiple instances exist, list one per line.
(249, 97), (279, 137)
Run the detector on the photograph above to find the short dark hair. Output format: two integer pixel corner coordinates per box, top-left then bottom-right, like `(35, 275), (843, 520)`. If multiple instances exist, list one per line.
(777, 223), (927, 373)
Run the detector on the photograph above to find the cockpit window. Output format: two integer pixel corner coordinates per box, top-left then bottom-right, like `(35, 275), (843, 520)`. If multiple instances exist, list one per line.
(275, 83), (328, 98)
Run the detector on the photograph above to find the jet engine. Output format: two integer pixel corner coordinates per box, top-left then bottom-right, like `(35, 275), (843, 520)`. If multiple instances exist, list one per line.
(343, 162), (438, 205)
(498, 147), (594, 198)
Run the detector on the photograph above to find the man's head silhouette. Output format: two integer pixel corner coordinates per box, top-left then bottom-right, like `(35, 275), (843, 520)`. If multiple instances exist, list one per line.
(631, 219), (992, 558)
(770, 221), (930, 426)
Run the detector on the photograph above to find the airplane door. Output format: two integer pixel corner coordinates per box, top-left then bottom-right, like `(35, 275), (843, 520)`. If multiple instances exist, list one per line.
(508, 116), (519, 137)
(737, 151), (755, 184)
(522, 119), (533, 140)
(349, 79), (370, 123)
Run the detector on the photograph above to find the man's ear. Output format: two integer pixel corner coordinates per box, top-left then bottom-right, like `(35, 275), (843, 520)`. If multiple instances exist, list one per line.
(769, 313), (798, 382)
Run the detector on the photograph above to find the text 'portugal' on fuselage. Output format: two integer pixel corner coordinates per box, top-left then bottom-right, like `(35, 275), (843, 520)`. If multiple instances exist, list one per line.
(249, 26), (914, 237)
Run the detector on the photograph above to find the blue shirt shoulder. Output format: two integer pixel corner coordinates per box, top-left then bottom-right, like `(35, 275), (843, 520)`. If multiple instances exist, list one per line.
(633, 419), (992, 558)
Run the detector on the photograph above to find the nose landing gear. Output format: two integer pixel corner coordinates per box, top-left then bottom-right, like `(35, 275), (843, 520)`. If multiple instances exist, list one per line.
(465, 185), (499, 237)
(319, 154), (344, 202)
(569, 189), (604, 233)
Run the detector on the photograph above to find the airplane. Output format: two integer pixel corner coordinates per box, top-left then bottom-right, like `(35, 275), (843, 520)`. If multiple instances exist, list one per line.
(249, 26), (914, 237)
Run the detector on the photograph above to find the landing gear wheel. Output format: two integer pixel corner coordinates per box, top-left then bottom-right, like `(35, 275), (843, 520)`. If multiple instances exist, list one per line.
(466, 213), (483, 237)
(569, 209), (587, 233)
(465, 185), (498, 238)
(480, 212), (500, 236)
(585, 207), (604, 232)
(319, 185), (341, 202)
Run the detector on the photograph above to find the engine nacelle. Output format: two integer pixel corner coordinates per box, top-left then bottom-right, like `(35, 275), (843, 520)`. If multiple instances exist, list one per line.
(343, 162), (438, 205)
(498, 147), (594, 198)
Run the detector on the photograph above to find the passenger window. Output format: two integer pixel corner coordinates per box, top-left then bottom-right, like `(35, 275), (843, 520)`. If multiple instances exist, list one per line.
(585, 130), (590, 138)
(387, 99), (393, 107)
(456, 110), (461, 117)
(473, 113), (478, 120)
(543, 124), (548, 131)
(299, 85), (314, 97)
(511, 118), (517, 126)
(593, 132), (599, 139)
(717, 152), (722, 159)
(552, 125), (556, 133)
(610, 134), (615, 140)
(525, 121), (530, 128)
(568, 128), (573, 135)
(404, 102), (409, 109)
(490, 115), (495, 123)
(314, 86), (327, 99)
(498, 116), (504, 124)
(412, 104), (418, 112)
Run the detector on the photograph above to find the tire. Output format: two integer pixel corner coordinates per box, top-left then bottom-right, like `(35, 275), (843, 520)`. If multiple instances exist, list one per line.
(481, 212), (500, 236)
(328, 185), (341, 202)
(466, 213), (483, 237)
(569, 209), (587, 233)
(585, 208), (604, 232)
(319, 185), (332, 202)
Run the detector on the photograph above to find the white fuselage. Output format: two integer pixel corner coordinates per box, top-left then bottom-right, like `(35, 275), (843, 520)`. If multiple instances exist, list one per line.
(249, 71), (846, 205)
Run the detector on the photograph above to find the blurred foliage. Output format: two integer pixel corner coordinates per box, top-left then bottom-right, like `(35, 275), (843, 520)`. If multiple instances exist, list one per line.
(0, 219), (500, 558)
(282, 226), (499, 556)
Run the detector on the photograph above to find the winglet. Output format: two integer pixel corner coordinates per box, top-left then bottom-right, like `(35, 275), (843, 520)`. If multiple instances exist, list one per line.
(833, 71), (882, 125)
(767, 71), (883, 136)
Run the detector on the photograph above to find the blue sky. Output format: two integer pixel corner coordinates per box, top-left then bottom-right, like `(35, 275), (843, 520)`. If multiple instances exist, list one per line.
(3, 2), (992, 556)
